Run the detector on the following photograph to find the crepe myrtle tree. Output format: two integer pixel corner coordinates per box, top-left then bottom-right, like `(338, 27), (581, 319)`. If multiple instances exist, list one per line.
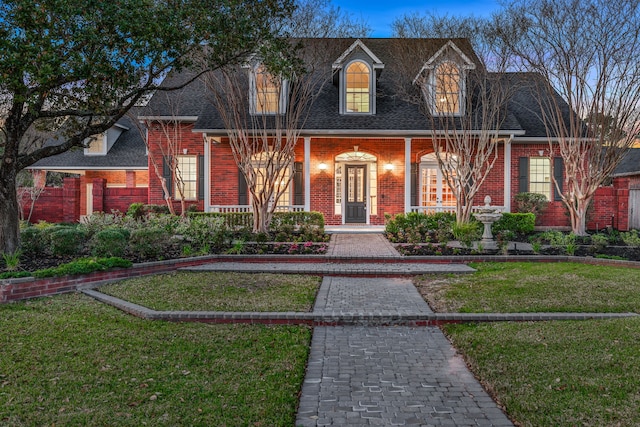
(203, 40), (333, 233)
(501, 0), (640, 235)
(0, 0), (294, 254)
(391, 15), (517, 225)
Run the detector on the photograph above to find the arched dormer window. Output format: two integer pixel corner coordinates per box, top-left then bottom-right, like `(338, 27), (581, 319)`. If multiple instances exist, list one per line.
(434, 62), (462, 115)
(345, 61), (371, 114)
(251, 64), (287, 115)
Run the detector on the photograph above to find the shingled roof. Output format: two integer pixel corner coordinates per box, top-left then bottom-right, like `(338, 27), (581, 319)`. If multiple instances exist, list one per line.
(30, 115), (147, 170)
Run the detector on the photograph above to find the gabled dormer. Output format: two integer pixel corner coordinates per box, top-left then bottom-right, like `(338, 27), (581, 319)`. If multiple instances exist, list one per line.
(333, 39), (384, 115)
(244, 60), (288, 115)
(413, 40), (476, 116)
(84, 122), (129, 156)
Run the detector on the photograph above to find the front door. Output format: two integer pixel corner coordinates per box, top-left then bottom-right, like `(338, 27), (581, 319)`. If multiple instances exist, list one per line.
(345, 165), (366, 223)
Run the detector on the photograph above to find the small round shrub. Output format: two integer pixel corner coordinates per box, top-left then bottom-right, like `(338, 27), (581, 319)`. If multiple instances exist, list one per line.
(128, 226), (173, 259)
(20, 227), (46, 256)
(48, 227), (87, 256)
(89, 228), (130, 257)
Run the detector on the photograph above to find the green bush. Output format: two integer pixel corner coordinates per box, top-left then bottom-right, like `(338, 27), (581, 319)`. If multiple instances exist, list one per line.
(128, 227), (173, 259)
(178, 216), (229, 252)
(621, 229), (640, 247)
(491, 213), (536, 235)
(452, 222), (481, 248)
(48, 227), (87, 256)
(126, 203), (171, 219)
(89, 228), (130, 257)
(33, 257), (132, 278)
(20, 226), (47, 256)
(384, 212), (456, 243)
(514, 192), (549, 215)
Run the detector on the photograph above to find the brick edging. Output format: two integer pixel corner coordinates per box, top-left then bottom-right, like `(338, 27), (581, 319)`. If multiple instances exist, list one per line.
(3, 254), (640, 303)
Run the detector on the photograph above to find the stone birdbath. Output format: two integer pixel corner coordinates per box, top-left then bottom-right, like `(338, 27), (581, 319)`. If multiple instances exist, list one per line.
(472, 195), (503, 250)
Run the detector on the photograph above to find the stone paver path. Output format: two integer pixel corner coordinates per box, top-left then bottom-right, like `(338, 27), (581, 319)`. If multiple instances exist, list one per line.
(327, 233), (401, 258)
(296, 274), (514, 427)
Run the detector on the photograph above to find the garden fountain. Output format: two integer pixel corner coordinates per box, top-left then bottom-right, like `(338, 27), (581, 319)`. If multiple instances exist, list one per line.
(473, 195), (503, 250)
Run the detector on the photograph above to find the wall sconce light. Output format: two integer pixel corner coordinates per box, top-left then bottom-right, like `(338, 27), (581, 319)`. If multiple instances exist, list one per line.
(384, 162), (394, 171)
(183, 148), (188, 155)
(318, 162), (328, 171)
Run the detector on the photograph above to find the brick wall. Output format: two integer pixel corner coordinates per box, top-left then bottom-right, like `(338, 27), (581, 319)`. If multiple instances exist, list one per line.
(587, 177), (630, 231)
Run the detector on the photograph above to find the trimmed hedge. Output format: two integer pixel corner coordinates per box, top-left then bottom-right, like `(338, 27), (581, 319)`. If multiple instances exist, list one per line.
(189, 211), (325, 232)
(32, 257), (133, 278)
(491, 213), (536, 234)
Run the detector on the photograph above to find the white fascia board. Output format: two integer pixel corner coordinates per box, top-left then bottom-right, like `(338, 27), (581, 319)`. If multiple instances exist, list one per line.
(26, 166), (148, 171)
(332, 39), (384, 69)
(193, 128), (525, 137)
(138, 115), (199, 122)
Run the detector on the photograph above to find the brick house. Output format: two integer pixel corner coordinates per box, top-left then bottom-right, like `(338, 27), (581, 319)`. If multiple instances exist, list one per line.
(27, 115), (148, 221)
(29, 38), (636, 230)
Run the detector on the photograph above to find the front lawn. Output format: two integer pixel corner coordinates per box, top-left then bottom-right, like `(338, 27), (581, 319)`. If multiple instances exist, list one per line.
(0, 294), (310, 426)
(445, 318), (640, 427)
(99, 271), (320, 312)
(415, 262), (640, 313)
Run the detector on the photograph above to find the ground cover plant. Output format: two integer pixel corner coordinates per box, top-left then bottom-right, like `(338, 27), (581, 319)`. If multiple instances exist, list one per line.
(414, 262), (640, 313)
(0, 294), (310, 426)
(444, 318), (640, 427)
(99, 272), (320, 312)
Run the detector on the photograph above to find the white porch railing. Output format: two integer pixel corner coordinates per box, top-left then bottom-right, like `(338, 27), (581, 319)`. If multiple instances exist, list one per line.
(209, 205), (306, 213)
(410, 205), (505, 215)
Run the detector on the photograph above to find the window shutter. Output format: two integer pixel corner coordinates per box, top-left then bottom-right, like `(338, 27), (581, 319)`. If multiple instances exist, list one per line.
(553, 157), (564, 201)
(293, 161), (304, 206)
(162, 157), (172, 198)
(238, 167), (248, 205)
(410, 163), (418, 207)
(197, 155), (205, 200)
(518, 157), (529, 194)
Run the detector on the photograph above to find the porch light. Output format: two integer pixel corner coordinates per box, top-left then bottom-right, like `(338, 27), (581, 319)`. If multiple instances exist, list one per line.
(318, 162), (328, 170)
(384, 162), (394, 171)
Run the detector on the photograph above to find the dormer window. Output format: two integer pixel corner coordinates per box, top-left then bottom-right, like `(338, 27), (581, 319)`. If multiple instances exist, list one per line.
(345, 61), (371, 113)
(434, 61), (462, 115)
(251, 64), (287, 115)
(84, 133), (107, 156)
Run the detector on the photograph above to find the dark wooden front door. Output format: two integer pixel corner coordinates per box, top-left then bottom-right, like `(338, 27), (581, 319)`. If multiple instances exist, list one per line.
(345, 165), (366, 223)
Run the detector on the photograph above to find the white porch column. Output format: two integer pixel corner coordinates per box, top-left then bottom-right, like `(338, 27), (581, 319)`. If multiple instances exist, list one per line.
(503, 136), (513, 212)
(404, 137), (412, 213)
(204, 135), (211, 212)
(304, 137), (311, 211)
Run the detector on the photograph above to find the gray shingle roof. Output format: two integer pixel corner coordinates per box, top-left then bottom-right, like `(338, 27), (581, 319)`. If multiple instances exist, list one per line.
(30, 115), (147, 170)
(614, 148), (640, 176)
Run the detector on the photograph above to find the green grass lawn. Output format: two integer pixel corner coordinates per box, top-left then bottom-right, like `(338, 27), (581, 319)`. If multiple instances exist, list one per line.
(445, 318), (640, 427)
(0, 294), (310, 426)
(99, 271), (320, 312)
(415, 262), (640, 313)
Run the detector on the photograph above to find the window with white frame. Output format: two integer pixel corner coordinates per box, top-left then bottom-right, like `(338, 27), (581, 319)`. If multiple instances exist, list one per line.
(345, 61), (371, 113)
(529, 157), (551, 198)
(252, 152), (291, 209)
(252, 64), (285, 115)
(175, 155), (197, 200)
(434, 62), (461, 115)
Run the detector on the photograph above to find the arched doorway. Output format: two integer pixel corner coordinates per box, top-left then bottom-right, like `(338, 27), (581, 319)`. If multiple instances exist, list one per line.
(334, 151), (377, 224)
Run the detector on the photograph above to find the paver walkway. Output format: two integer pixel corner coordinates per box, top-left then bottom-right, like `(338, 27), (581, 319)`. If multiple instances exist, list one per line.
(327, 233), (401, 258)
(296, 271), (514, 426)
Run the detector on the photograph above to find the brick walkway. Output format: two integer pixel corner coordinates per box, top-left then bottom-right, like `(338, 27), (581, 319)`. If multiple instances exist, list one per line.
(327, 233), (401, 258)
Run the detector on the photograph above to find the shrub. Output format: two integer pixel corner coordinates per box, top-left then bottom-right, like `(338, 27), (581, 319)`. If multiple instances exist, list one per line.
(385, 212), (456, 243)
(590, 233), (609, 250)
(452, 222), (481, 248)
(621, 229), (640, 247)
(89, 228), (130, 257)
(491, 213), (536, 235)
(178, 216), (229, 252)
(20, 226), (47, 256)
(81, 211), (128, 237)
(126, 202), (146, 220)
(48, 227), (87, 256)
(514, 192), (549, 215)
(128, 227), (173, 259)
(33, 257), (132, 278)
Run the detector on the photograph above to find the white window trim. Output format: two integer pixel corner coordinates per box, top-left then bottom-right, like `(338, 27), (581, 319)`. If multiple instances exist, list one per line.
(175, 155), (198, 201)
(429, 61), (465, 117)
(341, 60), (375, 115)
(249, 65), (288, 115)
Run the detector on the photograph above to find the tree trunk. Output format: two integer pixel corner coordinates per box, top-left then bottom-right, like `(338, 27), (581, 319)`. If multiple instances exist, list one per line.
(252, 201), (271, 234)
(0, 171), (21, 254)
(573, 198), (589, 236)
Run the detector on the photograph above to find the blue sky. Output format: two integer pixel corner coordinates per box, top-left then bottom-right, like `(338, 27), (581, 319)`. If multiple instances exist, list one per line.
(335, 0), (502, 37)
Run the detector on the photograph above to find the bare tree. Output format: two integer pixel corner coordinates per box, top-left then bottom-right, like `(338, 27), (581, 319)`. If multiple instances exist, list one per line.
(202, 40), (331, 233)
(501, 0), (640, 235)
(286, 0), (371, 37)
(391, 24), (516, 224)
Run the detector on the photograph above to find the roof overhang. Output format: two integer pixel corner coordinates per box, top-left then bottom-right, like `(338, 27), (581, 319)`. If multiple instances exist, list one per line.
(138, 116), (199, 122)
